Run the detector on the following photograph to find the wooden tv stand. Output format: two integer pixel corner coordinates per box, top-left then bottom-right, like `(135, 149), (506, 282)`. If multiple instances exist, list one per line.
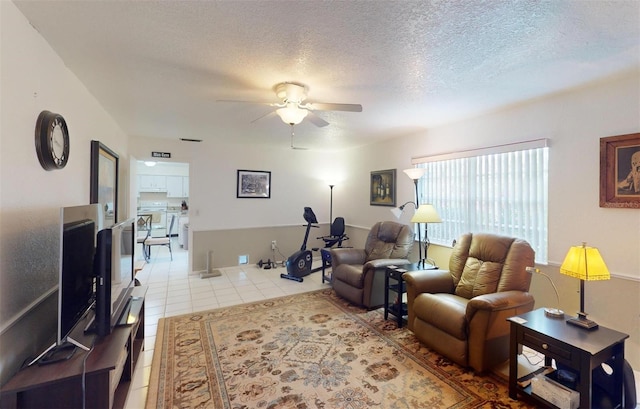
(1, 286), (147, 409)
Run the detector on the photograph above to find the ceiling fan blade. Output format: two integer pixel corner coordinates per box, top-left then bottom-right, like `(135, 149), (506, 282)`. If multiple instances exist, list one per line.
(306, 111), (330, 127)
(250, 110), (277, 123)
(306, 102), (362, 112)
(217, 99), (281, 107)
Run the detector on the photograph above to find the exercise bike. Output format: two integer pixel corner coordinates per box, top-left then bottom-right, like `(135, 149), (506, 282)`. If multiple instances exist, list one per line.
(281, 207), (319, 282)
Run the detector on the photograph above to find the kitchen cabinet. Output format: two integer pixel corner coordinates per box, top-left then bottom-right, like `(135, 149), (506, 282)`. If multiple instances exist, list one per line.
(139, 175), (166, 192)
(166, 176), (188, 198)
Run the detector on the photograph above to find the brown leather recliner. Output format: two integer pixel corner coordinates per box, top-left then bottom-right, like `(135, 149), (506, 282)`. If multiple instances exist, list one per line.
(404, 233), (535, 373)
(330, 221), (413, 308)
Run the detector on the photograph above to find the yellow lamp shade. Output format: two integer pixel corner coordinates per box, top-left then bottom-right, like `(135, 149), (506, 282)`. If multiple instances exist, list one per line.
(410, 204), (442, 223)
(560, 243), (610, 281)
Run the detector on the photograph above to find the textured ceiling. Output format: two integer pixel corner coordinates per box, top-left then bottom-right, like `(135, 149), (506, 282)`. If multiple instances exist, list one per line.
(14, 0), (640, 151)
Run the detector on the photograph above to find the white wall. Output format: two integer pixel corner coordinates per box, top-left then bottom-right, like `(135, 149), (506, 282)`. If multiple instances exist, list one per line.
(0, 1), (129, 383)
(357, 71), (640, 277)
(129, 137), (349, 229)
(129, 135), (350, 270)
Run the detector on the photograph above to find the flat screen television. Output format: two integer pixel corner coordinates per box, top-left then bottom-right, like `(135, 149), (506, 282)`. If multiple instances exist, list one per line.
(31, 204), (102, 365)
(94, 218), (136, 336)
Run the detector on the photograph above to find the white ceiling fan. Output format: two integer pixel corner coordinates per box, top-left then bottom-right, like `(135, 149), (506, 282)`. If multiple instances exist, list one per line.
(219, 82), (362, 127)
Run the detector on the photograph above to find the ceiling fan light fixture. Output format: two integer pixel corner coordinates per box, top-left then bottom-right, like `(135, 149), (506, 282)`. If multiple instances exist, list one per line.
(276, 105), (308, 125)
(275, 82), (307, 103)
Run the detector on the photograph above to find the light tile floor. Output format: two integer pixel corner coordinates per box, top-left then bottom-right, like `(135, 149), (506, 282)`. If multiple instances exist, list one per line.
(123, 240), (330, 409)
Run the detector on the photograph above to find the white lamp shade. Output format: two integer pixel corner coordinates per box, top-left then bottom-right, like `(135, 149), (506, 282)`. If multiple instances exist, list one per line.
(410, 204), (442, 223)
(403, 168), (426, 180)
(390, 207), (403, 219)
(276, 104), (308, 125)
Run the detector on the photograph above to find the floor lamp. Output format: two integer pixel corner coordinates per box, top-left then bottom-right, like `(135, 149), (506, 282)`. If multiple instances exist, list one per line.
(329, 184), (334, 227)
(410, 204), (442, 269)
(402, 168), (426, 266)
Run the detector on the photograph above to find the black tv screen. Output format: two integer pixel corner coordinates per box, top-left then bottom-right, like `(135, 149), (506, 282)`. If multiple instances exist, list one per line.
(94, 218), (135, 336)
(56, 204), (101, 348)
(59, 219), (95, 341)
(109, 218), (135, 327)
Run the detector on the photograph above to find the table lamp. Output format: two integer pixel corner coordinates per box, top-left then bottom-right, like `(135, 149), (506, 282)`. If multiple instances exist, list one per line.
(526, 267), (564, 318)
(410, 204), (442, 269)
(560, 242), (610, 329)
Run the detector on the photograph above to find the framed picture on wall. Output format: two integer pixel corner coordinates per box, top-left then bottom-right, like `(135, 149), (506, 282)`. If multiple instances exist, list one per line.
(90, 140), (119, 226)
(600, 132), (640, 208)
(370, 169), (396, 206)
(237, 169), (271, 198)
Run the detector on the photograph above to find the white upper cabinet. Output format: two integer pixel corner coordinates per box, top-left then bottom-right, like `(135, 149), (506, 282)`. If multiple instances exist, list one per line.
(166, 176), (189, 198)
(139, 175), (167, 192)
(137, 161), (189, 197)
(183, 177), (189, 197)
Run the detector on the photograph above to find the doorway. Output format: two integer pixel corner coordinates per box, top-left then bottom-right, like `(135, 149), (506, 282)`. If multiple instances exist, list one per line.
(136, 160), (190, 251)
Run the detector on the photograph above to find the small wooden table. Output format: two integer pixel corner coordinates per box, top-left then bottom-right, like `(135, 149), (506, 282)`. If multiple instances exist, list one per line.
(384, 263), (425, 327)
(508, 308), (628, 409)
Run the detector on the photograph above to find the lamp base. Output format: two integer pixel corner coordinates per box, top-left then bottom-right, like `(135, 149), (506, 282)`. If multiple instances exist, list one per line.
(544, 307), (564, 318)
(566, 312), (598, 330)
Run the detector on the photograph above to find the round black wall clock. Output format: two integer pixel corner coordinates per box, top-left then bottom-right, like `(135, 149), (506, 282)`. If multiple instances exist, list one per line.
(35, 110), (70, 170)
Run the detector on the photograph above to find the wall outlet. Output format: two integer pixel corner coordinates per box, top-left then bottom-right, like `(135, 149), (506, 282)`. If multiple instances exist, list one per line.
(271, 240), (277, 250)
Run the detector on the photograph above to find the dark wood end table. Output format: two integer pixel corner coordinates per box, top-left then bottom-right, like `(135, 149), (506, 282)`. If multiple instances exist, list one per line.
(508, 308), (628, 409)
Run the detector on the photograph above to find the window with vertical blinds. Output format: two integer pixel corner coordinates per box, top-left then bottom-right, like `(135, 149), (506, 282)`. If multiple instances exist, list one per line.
(414, 140), (549, 262)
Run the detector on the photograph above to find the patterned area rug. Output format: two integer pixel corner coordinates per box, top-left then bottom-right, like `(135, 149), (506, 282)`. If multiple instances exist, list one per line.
(147, 289), (534, 408)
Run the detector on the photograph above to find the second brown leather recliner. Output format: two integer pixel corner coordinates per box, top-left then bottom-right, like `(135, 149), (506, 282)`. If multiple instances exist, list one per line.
(404, 232), (535, 372)
(330, 221), (413, 308)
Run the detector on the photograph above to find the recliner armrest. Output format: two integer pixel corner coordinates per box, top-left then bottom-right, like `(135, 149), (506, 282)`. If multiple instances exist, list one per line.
(364, 258), (410, 269)
(329, 248), (367, 266)
(466, 291), (535, 318)
(404, 269), (455, 331)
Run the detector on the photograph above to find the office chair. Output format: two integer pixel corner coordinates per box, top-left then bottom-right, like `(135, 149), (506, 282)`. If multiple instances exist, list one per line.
(318, 217), (349, 248)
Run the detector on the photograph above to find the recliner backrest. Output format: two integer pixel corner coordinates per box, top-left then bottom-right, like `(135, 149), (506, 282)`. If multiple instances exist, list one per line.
(450, 233), (534, 299)
(365, 221), (413, 261)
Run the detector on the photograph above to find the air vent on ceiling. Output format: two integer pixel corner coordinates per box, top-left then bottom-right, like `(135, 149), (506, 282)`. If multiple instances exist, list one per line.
(179, 138), (202, 142)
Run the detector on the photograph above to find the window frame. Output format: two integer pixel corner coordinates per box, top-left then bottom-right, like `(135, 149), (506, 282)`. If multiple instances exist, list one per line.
(413, 139), (549, 262)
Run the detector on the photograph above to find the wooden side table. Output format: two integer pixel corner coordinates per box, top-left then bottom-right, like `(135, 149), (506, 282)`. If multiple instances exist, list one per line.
(508, 308), (629, 409)
(320, 249), (332, 283)
(384, 265), (409, 327)
(1, 287), (147, 409)
(384, 263), (425, 327)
